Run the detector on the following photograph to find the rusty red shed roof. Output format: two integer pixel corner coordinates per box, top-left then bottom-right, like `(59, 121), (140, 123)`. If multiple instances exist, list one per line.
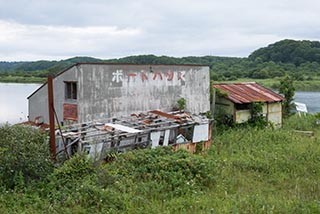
(213, 82), (284, 104)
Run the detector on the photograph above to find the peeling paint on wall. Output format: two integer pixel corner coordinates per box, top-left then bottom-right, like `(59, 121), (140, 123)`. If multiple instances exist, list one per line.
(28, 64), (210, 124)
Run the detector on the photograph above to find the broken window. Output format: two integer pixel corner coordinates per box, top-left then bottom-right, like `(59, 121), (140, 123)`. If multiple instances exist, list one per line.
(65, 82), (77, 100)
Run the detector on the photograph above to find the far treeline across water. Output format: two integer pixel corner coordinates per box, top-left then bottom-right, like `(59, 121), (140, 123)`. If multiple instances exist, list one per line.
(1, 39), (320, 90)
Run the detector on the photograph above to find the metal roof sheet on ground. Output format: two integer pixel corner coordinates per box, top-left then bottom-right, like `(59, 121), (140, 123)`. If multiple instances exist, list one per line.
(213, 82), (284, 104)
(104, 123), (142, 133)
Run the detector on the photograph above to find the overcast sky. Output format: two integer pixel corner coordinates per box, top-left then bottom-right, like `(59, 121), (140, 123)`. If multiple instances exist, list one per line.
(0, 0), (320, 61)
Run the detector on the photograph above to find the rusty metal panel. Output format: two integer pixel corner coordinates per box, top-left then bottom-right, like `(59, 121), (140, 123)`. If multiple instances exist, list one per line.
(213, 83), (284, 104)
(63, 104), (78, 121)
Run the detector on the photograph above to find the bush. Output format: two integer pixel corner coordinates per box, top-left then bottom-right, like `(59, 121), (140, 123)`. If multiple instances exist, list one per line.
(283, 114), (318, 131)
(51, 154), (95, 185)
(0, 125), (53, 189)
(177, 98), (186, 111)
(98, 147), (216, 198)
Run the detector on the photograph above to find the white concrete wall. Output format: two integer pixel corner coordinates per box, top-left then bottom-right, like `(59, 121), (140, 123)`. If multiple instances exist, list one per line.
(235, 110), (251, 123)
(28, 84), (49, 122)
(77, 64), (210, 122)
(28, 67), (78, 124)
(29, 64), (210, 124)
(267, 102), (282, 127)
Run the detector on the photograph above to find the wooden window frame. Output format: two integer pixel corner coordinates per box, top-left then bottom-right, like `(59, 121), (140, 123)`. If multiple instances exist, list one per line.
(65, 81), (77, 100)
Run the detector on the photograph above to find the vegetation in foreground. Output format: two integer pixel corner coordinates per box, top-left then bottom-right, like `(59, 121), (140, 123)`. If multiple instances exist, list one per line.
(0, 114), (320, 213)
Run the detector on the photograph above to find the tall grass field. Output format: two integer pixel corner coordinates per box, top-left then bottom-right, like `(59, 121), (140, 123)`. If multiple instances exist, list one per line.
(0, 114), (319, 213)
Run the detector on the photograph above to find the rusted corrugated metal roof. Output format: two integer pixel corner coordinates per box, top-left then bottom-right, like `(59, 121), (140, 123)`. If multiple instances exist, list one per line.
(213, 82), (284, 104)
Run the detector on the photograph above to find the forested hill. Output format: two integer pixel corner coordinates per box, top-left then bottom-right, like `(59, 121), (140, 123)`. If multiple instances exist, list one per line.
(105, 55), (238, 66)
(0, 57), (103, 73)
(1, 39), (320, 81)
(249, 39), (320, 66)
(0, 55), (238, 74)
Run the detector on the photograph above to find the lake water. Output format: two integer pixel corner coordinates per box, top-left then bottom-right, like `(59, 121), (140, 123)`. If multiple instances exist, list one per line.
(294, 91), (320, 114)
(0, 83), (41, 124)
(0, 83), (320, 124)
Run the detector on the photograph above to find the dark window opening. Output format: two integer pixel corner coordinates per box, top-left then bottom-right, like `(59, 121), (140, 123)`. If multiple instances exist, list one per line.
(235, 103), (250, 110)
(65, 82), (77, 100)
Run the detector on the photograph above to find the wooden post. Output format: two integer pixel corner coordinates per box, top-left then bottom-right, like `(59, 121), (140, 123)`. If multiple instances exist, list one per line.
(48, 75), (56, 161)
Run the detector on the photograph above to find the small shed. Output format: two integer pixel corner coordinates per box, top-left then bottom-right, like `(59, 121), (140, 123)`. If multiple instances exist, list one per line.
(213, 82), (284, 127)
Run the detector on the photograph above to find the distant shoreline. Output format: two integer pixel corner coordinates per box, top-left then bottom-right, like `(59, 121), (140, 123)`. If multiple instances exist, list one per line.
(1, 76), (320, 91)
(0, 76), (45, 84)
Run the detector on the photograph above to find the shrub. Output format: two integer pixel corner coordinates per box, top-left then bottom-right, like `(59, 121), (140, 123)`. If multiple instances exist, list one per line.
(98, 147), (216, 198)
(51, 154), (94, 184)
(0, 125), (53, 189)
(248, 102), (267, 128)
(177, 98), (186, 111)
(282, 113), (318, 131)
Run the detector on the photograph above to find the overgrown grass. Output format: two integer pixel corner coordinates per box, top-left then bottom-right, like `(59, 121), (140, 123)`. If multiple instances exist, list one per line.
(212, 125), (320, 213)
(0, 116), (320, 213)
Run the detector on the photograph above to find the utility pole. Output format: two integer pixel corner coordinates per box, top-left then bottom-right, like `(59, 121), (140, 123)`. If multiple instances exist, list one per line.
(48, 75), (56, 161)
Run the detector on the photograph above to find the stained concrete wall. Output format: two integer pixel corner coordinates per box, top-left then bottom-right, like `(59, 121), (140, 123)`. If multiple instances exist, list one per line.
(28, 84), (49, 122)
(28, 67), (78, 123)
(215, 96), (234, 116)
(28, 64), (210, 124)
(77, 64), (210, 122)
(266, 102), (282, 127)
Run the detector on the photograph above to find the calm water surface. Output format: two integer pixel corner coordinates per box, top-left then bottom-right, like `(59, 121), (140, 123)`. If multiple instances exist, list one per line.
(294, 91), (320, 114)
(0, 83), (41, 124)
(0, 83), (319, 124)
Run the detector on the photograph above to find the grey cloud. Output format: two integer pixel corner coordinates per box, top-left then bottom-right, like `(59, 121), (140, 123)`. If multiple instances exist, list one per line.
(1, 0), (320, 60)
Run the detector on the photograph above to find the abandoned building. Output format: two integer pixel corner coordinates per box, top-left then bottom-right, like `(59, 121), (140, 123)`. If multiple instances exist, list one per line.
(213, 82), (284, 127)
(27, 63), (211, 159)
(27, 63), (210, 124)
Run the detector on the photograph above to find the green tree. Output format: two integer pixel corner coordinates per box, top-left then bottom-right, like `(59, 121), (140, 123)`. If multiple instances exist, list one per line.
(279, 75), (295, 118)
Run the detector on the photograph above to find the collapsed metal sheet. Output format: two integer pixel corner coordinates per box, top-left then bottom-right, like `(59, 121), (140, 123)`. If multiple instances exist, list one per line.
(104, 123), (142, 133)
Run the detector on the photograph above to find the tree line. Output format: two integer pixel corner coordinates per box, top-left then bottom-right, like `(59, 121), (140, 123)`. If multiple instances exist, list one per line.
(1, 39), (320, 81)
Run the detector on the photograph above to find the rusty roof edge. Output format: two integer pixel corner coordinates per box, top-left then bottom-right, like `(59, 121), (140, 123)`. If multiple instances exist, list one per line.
(214, 86), (243, 104)
(212, 82), (284, 103)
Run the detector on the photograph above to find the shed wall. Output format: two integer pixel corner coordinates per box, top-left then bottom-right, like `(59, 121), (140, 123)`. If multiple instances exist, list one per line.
(215, 97), (282, 127)
(267, 102), (282, 127)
